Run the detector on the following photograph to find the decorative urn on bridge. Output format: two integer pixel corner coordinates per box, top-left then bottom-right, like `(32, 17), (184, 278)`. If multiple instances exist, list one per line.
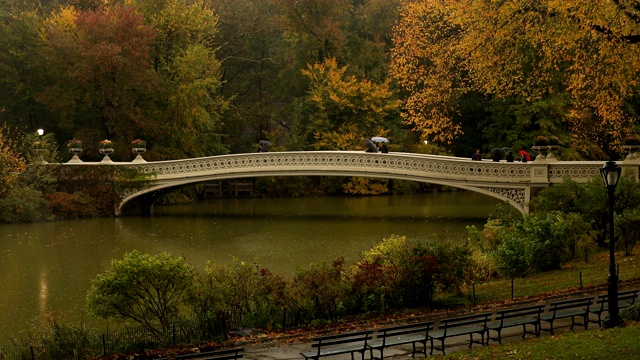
(131, 139), (147, 163)
(67, 139), (83, 163)
(99, 139), (115, 163)
(622, 135), (640, 160)
(531, 135), (559, 161)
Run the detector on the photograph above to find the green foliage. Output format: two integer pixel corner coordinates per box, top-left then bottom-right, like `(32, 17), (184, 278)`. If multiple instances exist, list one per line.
(616, 209), (640, 256)
(0, 186), (48, 223)
(255, 176), (316, 197)
(621, 304), (640, 322)
(495, 230), (528, 277)
(86, 251), (197, 341)
(195, 259), (287, 330)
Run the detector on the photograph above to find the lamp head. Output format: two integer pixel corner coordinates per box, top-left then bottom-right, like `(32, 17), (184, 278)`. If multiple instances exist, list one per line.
(37, 129), (44, 136)
(600, 161), (621, 188)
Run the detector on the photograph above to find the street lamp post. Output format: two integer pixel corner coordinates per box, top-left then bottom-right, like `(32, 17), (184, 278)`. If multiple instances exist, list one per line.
(600, 160), (623, 328)
(34, 128), (47, 164)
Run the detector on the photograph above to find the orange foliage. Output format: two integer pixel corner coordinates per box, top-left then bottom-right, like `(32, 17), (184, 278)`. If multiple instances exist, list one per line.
(0, 125), (26, 194)
(391, 0), (640, 146)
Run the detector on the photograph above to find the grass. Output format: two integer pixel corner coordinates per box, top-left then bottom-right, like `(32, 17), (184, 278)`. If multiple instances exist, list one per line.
(420, 248), (640, 359)
(433, 321), (640, 359)
(459, 249), (640, 306)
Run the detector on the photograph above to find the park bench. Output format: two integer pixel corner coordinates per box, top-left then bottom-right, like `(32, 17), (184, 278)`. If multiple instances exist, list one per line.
(589, 288), (639, 326)
(367, 320), (434, 360)
(486, 304), (545, 344)
(300, 329), (374, 360)
(428, 312), (491, 355)
(539, 296), (594, 335)
(159, 347), (243, 360)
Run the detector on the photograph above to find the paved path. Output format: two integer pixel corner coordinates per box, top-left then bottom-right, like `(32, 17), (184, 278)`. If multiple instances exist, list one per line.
(236, 307), (594, 359)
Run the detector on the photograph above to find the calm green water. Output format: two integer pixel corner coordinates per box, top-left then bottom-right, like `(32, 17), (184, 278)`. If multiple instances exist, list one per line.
(0, 192), (499, 340)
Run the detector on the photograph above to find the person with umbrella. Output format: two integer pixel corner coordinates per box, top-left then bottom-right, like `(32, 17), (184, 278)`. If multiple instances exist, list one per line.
(258, 140), (271, 153)
(490, 148), (503, 162)
(365, 139), (378, 153)
(519, 149), (531, 162)
(505, 149), (514, 162)
(371, 137), (389, 153)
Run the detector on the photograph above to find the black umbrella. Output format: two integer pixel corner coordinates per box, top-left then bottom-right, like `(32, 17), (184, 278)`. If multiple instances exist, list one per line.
(490, 148), (503, 161)
(365, 139), (378, 152)
(259, 140), (272, 147)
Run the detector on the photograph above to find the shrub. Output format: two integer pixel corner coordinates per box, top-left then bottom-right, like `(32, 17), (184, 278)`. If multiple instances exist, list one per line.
(47, 191), (99, 219)
(621, 304), (640, 322)
(615, 209), (640, 256)
(86, 251), (197, 341)
(495, 231), (528, 277)
(290, 259), (349, 322)
(195, 259), (287, 330)
(0, 186), (48, 223)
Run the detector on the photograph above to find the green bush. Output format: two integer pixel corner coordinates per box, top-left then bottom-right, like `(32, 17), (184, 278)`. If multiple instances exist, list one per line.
(622, 304), (640, 322)
(0, 186), (48, 223)
(86, 251), (197, 341)
(195, 259), (287, 330)
(615, 209), (640, 256)
(495, 231), (528, 277)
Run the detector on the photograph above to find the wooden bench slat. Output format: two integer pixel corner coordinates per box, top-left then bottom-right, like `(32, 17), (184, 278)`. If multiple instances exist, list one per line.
(540, 296), (594, 335)
(428, 313), (491, 355)
(159, 347), (244, 360)
(589, 289), (639, 326)
(368, 321), (434, 360)
(486, 304), (544, 344)
(301, 330), (374, 360)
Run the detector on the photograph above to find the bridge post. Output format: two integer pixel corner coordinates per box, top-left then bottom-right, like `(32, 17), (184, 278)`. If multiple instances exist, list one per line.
(526, 160), (551, 212)
(621, 156), (640, 181)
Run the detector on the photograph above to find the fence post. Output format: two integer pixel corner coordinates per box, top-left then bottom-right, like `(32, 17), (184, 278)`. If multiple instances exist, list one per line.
(282, 308), (287, 330)
(30, 346), (35, 360)
(102, 333), (107, 356)
(511, 277), (514, 299)
(173, 324), (176, 346)
(579, 271), (583, 289)
(472, 282), (476, 306)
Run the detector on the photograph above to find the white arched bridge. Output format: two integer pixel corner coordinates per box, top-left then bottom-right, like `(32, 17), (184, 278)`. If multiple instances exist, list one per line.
(64, 151), (640, 216)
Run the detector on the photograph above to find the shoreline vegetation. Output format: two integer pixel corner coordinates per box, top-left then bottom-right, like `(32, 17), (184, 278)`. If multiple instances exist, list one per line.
(2, 176), (640, 359)
(2, 241), (638, 360)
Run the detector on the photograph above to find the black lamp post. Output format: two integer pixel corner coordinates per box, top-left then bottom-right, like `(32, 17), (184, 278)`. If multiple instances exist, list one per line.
(34, 128), (47, 164)
(600, 160), (623, 328)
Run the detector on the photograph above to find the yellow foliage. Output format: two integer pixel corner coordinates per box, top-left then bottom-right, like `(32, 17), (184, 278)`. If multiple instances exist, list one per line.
(391, 0), (640, 145)
(39, 6), (78, 42)
(302, 57), (400, 151)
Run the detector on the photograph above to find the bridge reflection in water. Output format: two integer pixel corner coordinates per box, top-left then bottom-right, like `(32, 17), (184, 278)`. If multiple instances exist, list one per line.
(61, 151), (640, 215)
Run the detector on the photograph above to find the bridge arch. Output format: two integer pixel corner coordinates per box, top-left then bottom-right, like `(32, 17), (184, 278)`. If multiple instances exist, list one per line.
(108, 151), (621, 216)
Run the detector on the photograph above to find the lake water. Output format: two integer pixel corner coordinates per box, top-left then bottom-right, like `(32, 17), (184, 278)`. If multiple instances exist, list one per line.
(0, 192), (500, 340)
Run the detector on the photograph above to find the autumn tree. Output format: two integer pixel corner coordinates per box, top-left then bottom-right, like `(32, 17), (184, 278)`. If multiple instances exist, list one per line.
(0, 1), (54, 132)
(36, 5), (158, 159)
(300, 57), (400, 150)
(298, 57), (401, 194)
(391, 0), (640, 157)
(135, 0), (229, 158)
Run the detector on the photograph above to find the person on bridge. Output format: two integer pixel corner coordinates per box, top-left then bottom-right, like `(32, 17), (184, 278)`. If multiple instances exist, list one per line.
(257, 144), (269, 153)
(379, 143), (389, 153)
(506, 151), (514, 162)
(471, 149), (481, 161)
